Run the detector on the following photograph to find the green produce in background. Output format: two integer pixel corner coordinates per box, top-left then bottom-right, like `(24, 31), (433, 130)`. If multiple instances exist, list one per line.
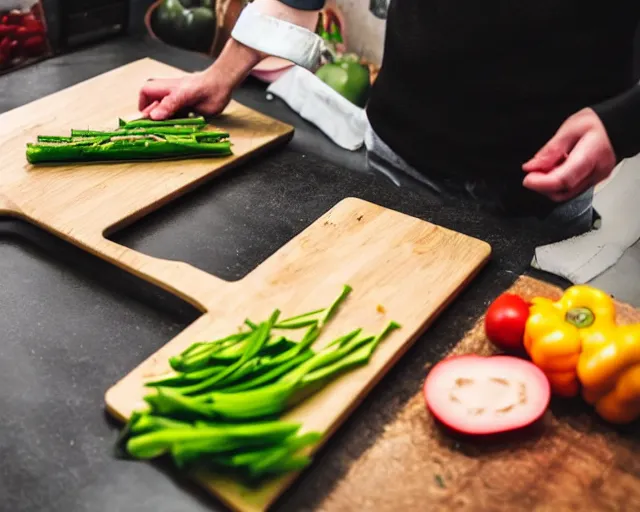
(315, 54), (371, 109)
(316, 14), (343, 45)
(152, 0), (216, 54)
(152, 0), (185, 47)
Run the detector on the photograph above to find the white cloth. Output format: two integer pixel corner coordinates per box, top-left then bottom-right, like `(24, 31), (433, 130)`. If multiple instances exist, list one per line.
(266, 66), (369, 151)
(532, 155), (640, 283)
(231, 3), (324, 71)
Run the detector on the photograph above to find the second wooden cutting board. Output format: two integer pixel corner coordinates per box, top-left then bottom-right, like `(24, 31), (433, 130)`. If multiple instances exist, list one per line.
(105, 197), (492, 512)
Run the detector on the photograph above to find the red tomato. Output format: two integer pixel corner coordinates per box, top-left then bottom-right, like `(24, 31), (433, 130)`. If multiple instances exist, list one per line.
(22, 13), (37, 24)
(22, 35), (45, 56)
(0, 25), (16, 38)
(484, 293), (530, 352)
(22, 18), (44, 35)
(0, 36), (11, 58)
(14, 26), (30, 40)
(2, 13), (24, 26)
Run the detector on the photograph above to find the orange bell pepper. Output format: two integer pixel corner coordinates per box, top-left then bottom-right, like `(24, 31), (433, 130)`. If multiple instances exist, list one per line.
(578, 325), (640, 424)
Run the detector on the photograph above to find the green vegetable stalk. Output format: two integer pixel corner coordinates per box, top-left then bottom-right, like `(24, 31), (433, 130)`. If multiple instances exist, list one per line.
(26, 116), (232, 165)
(70, 128), (220, 137)
(27, 139), (232, 164)
(118, 284), (401, 485)
(118, 116), (207, 128)
(126, 420), (301, 459)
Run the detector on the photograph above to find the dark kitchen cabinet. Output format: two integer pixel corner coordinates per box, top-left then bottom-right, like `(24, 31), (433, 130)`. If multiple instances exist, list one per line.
(57, 0), (129, 50)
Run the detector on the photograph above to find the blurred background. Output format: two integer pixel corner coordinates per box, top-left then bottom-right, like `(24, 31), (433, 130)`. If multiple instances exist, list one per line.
(1, 1), (638, 86)
(0, 0), (389, 77)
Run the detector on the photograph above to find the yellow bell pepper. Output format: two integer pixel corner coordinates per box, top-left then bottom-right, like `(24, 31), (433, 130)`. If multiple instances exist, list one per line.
(524, 284), (640, 424)
(523, 285), (616, 397)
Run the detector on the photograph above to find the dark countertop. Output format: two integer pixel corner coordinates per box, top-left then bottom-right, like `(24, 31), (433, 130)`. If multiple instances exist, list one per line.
(0, 35), (572, 512)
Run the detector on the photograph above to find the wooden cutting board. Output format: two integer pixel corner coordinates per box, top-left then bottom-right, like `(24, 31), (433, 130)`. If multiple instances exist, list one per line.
(0, 58), (293, 298)
(102, 197), (491, 511)
(0, 58), (493, 511)
(319, 276), (640, 512)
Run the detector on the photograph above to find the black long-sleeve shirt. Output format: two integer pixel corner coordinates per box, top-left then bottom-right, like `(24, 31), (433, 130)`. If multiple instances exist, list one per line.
(278, 0), (640, 213)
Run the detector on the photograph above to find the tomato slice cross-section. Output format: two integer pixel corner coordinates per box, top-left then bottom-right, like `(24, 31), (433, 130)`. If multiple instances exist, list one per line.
(423, 355), (551, 435)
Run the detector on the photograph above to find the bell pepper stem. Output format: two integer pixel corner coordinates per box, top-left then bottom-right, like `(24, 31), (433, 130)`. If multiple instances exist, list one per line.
(565, 307), (595, 328)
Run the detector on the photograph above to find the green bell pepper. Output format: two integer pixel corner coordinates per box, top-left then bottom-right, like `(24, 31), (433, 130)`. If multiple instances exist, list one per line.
(152, 0), (216, 53)
(315, 54), (371, 108)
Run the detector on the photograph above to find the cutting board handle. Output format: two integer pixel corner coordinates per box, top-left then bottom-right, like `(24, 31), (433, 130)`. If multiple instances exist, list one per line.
(0, 198), (227, 312)
(79, 235), (228, 312)
(0, 192), (19, 215)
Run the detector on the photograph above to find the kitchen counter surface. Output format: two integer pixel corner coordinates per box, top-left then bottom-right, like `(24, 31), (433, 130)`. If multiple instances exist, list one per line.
(0, 35), (634, 512)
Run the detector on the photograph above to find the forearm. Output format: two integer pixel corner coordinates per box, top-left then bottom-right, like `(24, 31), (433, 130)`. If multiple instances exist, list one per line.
(200, 0), (325, 99)
(592, 84), (640, 161)
(201, 38), (264, 91)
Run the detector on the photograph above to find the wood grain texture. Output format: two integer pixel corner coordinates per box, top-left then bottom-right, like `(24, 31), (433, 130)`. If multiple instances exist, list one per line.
(319, 276), (640, 512)
(105, 197), (491, 511)
(0, 59), (493, 511)
(0, 58), (293, 309)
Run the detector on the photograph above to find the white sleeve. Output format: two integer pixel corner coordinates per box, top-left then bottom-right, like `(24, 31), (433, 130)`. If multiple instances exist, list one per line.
(231, 3), (324, 70)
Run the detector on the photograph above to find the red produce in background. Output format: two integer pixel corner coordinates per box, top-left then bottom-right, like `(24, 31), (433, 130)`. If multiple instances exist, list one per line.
(0, 2), (51, 72)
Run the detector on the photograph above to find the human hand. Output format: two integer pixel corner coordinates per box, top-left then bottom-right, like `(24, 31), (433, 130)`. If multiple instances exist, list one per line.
(138, 38), (264, 120)
(522, 108), (617, 202)
(139, 72), (232, 121)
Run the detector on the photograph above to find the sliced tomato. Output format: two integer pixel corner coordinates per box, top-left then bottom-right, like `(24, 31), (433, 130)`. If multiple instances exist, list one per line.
(423, 355), (550, 435)
(484, 293), (530, 353)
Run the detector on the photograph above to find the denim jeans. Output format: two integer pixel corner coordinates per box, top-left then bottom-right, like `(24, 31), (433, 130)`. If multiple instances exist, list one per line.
(364, 121), (595, 235)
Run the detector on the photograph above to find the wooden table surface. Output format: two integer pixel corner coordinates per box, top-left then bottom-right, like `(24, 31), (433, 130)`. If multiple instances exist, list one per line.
(318, 276), (640, 512)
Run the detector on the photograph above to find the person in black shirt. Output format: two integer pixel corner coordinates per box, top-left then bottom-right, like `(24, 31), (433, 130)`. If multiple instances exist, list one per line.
(139, 0), (640, 231)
